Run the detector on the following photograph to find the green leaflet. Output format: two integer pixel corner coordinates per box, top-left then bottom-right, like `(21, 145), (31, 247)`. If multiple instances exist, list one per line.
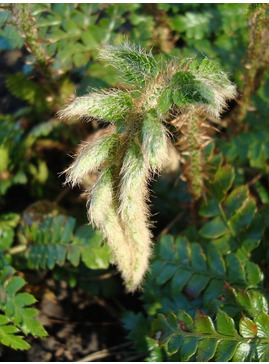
(0, 213), (20, 251)
(0, 315), (30, 350)
(0, 259), (47, 350)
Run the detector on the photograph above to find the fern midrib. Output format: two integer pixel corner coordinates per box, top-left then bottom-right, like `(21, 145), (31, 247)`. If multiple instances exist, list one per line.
(168, 330), (269, 344)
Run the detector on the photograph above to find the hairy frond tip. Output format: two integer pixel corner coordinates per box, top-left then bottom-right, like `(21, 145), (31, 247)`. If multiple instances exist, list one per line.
(64, 133), (119, 187)
(119, 141), (153, 292)
(190, 58), (237, 117)
(58, 90), (134, 123)
(99, 42), (159, 85)
(87, 169), (135, 285)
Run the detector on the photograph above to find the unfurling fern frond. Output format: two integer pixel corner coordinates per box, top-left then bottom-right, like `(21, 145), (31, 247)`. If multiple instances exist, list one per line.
(59, 42), (236, 292)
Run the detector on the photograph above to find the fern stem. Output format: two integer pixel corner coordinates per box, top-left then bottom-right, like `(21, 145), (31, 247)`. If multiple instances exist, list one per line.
(12, 4), (59, 95)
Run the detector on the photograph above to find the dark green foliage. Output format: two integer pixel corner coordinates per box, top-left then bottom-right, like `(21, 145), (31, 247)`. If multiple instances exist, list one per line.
(18, 214), (110, 270)
(0, 258), (47, 349)
(0, 3), (269, 360)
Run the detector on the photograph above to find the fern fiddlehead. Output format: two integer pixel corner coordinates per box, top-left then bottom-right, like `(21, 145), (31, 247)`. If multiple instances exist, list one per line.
(59, 42), (236, 292)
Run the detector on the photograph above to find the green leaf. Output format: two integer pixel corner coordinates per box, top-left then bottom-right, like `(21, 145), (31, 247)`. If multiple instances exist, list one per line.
(0, 319), (30, 350)
(199, 198), (219, 217)
(256, 343), (269, 361)
(199, 216), (228, 239)
(22, 214), (110, 270)
(236, 290), (252, 312)
(158, 89), (173, 113)
(245, 261), (263, 286)
(225, 254), (246, 284)
(212, 165), (235, 201)
(181, 337), (199, 361)
(255, 311), (269, 338)
(6, 73), (47, 110)
(99, 43), (159, 85)
(197, 338), (218, 361)
(5, 276), (25, 295)
(171, 269), (192, 294)
(185, 274), (210, 299)
(15, 293), (37, 307)
(232, 342), (250, 361)
(190, 243), (207, 271)
(195, 310), (216, 334)
(167, 335), (183, 354)
(156, 264), (178, 285)
(207, 247), (226, 275)
(215, 340), (239, 362)
(239, 315), (257, 338)
(216, 309), (238, 336)
(174, 236), (190, 262)
(0, 213), (20, 250)
(225, 186), (249, 218)
(229, 198), (256, 233)
(173, 89), (186, 108)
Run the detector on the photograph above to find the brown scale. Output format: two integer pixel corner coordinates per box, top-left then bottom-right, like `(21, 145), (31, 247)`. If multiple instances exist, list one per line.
(169, 107), (218, 200)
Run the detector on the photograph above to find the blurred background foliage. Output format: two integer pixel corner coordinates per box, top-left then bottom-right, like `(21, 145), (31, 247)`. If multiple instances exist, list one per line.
(0, 3), (269, 361)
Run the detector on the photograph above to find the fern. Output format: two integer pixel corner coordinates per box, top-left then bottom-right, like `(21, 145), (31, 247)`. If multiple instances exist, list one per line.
(0, 213), (20, 251)
(0, 256), (47, 350)
(150, 235), (263, 295)
(141, 235), (264, 321)
(59, 42), (236, 292)
(199, 165), (262, 260)
(152, 308), (269, 361)
(18, 214), (110, 270)
(0, 315), (30, 350)
(6, 73), (48, 111)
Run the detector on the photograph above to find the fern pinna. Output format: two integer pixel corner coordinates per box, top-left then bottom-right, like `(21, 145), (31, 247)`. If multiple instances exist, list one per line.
(59, 42), (236, 292)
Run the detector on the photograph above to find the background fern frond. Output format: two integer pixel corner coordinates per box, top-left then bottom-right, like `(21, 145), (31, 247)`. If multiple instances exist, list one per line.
(0, 256), (47, 350)
(152, 308), (269, 361)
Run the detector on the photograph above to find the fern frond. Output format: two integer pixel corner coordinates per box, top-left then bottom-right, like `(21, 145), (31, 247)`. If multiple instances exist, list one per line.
(152, 309), (269, 361)
(149, 235), (263, 305)
(0, 256), (47, 350)
(18, 214), (110, 270)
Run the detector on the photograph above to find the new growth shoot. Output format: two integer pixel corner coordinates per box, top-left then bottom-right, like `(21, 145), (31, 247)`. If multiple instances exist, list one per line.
(59, 42), (236, 292)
